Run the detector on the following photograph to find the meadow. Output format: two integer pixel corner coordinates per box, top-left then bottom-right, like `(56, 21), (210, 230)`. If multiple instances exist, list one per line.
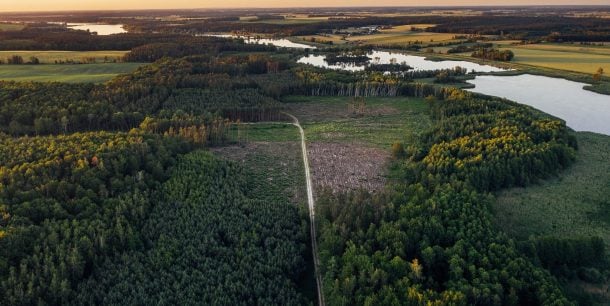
(500, 45), (610, 74)
(494, 132), (610, 247)
(284, 96), (431, 148)
(0, 50), (127, 64)
(0, 23), (25, 31)
(0, 63), (144, 83)
(345, 32), (460, 45)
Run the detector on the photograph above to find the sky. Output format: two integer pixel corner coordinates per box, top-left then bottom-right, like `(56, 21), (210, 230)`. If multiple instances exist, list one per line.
(3, 0), (610, 12)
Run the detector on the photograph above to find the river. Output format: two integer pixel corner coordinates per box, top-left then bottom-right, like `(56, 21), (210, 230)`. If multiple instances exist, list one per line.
(467, 74), (610, 135)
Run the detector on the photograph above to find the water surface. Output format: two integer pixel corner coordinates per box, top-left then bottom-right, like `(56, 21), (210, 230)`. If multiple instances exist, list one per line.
(467, 74), (610, 135)
(203, 34), (315, 49)
(67, 23), (127, 35)
(297, 51), (507, 72)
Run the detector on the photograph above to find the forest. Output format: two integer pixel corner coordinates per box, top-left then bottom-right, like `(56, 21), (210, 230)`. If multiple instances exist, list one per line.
(314, 89), (586, 305)
(0, 7), (608, 305)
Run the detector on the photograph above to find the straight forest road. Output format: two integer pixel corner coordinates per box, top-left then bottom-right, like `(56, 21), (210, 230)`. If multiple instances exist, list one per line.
(283, 112), (325, 306)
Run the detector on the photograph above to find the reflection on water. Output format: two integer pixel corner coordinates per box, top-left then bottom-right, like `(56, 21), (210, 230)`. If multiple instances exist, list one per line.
(297, 51), (507, 72)
(467, 74), (610, 135)
(203, 34), (315, 49)
(67, 23), (127, 35)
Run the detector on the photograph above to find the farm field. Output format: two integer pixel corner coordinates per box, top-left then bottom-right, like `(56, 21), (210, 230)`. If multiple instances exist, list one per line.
(0, 62), (143, 83)
(494, 132), (610, 247)
(0, 23), (25, 31)
(0, 50), (127, 63)
(380, 24), (437, 32)
(346, 31), (460, 45)
(500, 45), (610, 74)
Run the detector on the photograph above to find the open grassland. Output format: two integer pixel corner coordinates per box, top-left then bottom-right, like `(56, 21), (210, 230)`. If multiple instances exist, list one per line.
(231, 123), (300, 142)
(284, 96), (431, 149)
(509, 43), (610, 56)
(0, 50), (127, 64)
(491, 42), (610, 74)
(0, 63), (144, 83)
(381, 24), (437, 33)
(494, 132), (610, 247)
(346, 32), (460, 45)
(0, 23), (25, 31)
(429, 41), (610, 75)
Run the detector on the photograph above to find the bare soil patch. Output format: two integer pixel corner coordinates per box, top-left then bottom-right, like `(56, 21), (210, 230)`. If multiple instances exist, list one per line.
(307, 142), (389, 195)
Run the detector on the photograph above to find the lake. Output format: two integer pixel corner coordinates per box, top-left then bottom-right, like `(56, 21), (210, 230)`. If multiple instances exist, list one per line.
(297, 51), (507, 72)
(202, 34), (315, 49)
(467, 74), (610, 135)
(67, 23), (127, 35)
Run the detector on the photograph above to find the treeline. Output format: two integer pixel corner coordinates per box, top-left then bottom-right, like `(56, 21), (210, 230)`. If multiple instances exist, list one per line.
(429, 15), (610, 40)
(471, 48), (514, 61)
(0, 25), (273, 52)
(0, 55), (40, 65)
(122, 41), (275, 62)
(316, 89), (580, 304)
(446, 43), (493, 54)
(0, 53), (291, 136)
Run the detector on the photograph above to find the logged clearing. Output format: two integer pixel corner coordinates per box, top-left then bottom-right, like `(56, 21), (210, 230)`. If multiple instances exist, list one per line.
(0, 50), (128, 64)
(308, 142), (388, 195)
(0, 63), (144, 83)
(494, 132), (610, 247)
(285, 96), (430, 148)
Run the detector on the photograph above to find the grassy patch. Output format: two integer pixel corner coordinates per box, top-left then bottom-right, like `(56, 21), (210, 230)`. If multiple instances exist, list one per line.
(500, 47), (610, 75)
(284, 96), (431, 148)
(494, 132), (610, 247)
(0, 50), (127, 64)
(0, 23), (25, 31)
(346, 32), (460, 45)
(231, 123), (300, 142)
(381, 24), (437, 33)
(0, 63), (143, 83)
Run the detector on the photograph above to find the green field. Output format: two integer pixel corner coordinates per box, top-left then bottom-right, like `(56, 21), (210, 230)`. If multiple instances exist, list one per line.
(381, 24), (438, 33)
(0, 23), (25, 31)
(494, 132), (610, 246)
(0, 63), (144, 83)
(346, 32), (460, 45)
(500, 46), (610, 75)
(0, 50), (128, 64)
(284, 96), (431, 148)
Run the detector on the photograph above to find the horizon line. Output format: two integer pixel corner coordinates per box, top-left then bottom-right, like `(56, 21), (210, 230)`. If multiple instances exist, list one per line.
(1, 4), (610, 14)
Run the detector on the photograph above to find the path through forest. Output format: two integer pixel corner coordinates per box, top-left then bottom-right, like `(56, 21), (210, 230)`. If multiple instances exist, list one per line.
(283, 112), (325, 306)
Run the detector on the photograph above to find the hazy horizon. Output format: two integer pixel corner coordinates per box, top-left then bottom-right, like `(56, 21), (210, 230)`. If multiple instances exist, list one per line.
(2, 0), (610, 12)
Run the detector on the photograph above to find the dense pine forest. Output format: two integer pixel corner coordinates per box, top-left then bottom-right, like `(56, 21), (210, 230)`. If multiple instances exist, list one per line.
(0, 8), (609, 305)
